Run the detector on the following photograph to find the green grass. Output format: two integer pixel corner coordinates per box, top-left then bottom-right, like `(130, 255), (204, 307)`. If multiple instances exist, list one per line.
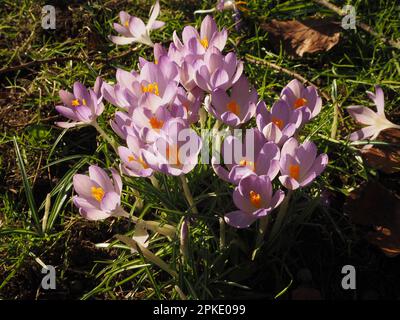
(0, 0), (399, 299)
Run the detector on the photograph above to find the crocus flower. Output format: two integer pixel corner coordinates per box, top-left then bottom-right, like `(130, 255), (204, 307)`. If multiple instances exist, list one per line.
(216, 0), (248, 12)
(172, 15), (227, 58)
(174, 87), (201, 124)
(56, 78), (104, 128)
(224, 174), (285, 228)
(128, 57), (179, 106)
(110, 111), (134, 139)
(118, 134), (153, 177)
(212, 129), (280, 184)
(194, 47), (243, 92)
(256, 100), (303, 146)
(347, 85), (400, 141)
(280, 79), (322, 121)
(139, 43), (168, 68)
(110, 1), (164, 46)
(279, 138), (328, 190)
(73, 165), (125, 220)
(208, 75), (258, 127)
(142, 119), (202, 176)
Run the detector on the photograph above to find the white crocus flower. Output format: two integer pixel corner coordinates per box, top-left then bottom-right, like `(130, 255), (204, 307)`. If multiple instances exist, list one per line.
(347, 85), (400, 141)
(109, 0), (164, 47)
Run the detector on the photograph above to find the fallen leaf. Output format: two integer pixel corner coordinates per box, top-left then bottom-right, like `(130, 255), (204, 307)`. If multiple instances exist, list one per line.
(261, 19), (341, 57)
(345, 182), (400, 257)
(361, 128), (400, 174)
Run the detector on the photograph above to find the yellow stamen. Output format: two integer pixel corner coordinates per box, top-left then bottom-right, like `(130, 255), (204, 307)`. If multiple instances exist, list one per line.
(124, 21), (129, 27)
(227, 100), (240, 116)
(271, 117), (284, 130)
(294, 97), (307, 109)
(82, 98), (87, 106)
(71, 99), (80, 107)
(141, 82), (159, 96)
(289, 164), (300, 180)
(200, 37), (209, 49)
(249, 190), (262, 208)
(154, 59), (158, 65)
(128, 155), (149, 169)
(149, 117), (164, 130)
(91, 186), (105, 202)
(239, 159), (255, 171)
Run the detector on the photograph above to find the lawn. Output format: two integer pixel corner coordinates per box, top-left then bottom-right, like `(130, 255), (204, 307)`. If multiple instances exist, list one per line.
(0, 0), (399, 300)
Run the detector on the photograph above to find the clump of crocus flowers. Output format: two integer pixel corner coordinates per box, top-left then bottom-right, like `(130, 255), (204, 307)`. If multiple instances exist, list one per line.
(55, 2), (331, 277)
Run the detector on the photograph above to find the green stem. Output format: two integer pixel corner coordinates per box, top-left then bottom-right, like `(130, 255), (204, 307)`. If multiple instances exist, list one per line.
(116, 234), (178, 279)
(92, 121), (119, 154)
(219, 217), (226, 250)
(179, 175), (198, 214)
(118, 208), (176, 238)
(269, 190), (293, 242)
(255, 215), (270, 246)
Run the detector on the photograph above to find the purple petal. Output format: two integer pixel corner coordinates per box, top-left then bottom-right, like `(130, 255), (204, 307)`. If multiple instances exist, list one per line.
(347, 105), (378, 126)
(279, 175), (300, 190)
(224, 210), (257, 228)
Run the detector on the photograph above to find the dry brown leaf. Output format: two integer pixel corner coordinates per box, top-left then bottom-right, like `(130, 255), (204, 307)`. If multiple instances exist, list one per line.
(361, 129), (400, 174)
(345, 182), (400, 257)
(261, 19), (341, 57)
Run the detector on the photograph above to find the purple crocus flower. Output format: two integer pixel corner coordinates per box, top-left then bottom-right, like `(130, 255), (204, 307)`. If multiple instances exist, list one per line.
(172, 15), (227, 57)
(130, 97), (173, 143)
(279, 138), (328, 190)
(280, 79), (322, 121)
(256, 100), (303, 146)
(139, 43), (168, 68)
(212, 129), (280, 184)
(174, 87), (201, 124)
(73, 165), (125, 220)
(224, 174), (285, 228)
(194, 47), (243, 93)
(118, 134), (153, 177)
(142, 119), (202, 176)
(56, 78), (104, 128)
(207, 75), (258, 127)
(110, 1), (164, 46)
(347, 85), (400, 141)
(102, 69), (139, 110)
(110, 110), (134, 139)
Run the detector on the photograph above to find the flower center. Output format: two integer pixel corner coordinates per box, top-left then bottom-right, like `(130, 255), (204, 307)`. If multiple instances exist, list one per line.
(249, 190), (262, 208)
(71, 98), (86, 107)
(227, 100), (240, 116)
(271, 117), (284, 130)
(293, 98), (307, 109)
(289, 164), (300, 180)
(128, 155), (149, 169)
(149, 117), (164, 130)
(239, 159), (255, 171)
(124, 20), (129, 27)
(200, 37), (209, 49)
(91, 186), (105, 202)
(141, 82), (159, 96)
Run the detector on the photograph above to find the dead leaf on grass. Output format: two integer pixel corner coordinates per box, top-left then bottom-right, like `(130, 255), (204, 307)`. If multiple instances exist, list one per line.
(345, 182), (400, 257)
(361, 129), (400, 174)
(261, 19), (341, 57)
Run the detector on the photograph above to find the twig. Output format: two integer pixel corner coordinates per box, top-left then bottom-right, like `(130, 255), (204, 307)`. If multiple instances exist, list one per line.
(312, 0), (400, 49)
(0, 45), (141, 75)
(245, 54), (331, 101)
